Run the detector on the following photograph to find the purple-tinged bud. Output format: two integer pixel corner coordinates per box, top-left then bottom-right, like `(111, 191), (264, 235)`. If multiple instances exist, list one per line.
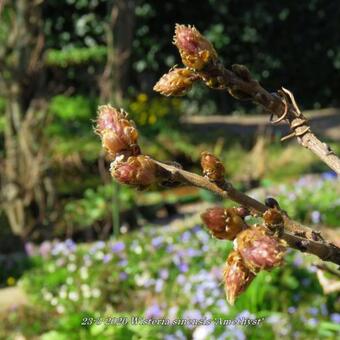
(201, 207), (247, 240)
(235, 225), (287, 273)
(224, 250), (255, 305)
(173, 24), (217, 70)
(153, 67), (199, 96)
(200, 152), (225, 182)
(111, 155), (158, 188)
(96, 105), (140, 158)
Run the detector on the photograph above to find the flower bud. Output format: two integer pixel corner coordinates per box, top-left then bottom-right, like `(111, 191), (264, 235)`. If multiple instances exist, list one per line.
(153, 67), (199, 96)
(96, 105), (140, 158)
(201, 207), (247, 240)
(111, 155), (158, 188)
(263, 208), (284, 235)
(224, 251), (255, 305)
(200, 152), (225, 182)
(235, 226), (287, 273)
(173, 24), (217, 70)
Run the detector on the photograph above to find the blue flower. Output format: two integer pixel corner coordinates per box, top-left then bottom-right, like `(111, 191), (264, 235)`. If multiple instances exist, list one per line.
(330, 313), (340, 323)
(51, 242), (67, 256)
(151, 236), (164, 249)
(95, 240), (106, 249)
(307, 318), (318, 327)
(159, 269), (169, 280)
(308, 307), (319, 316)
(311, 211), (321, 224)
(119, 272), (128, 281)
(103, 254), (112, 263)
(293, 253), (304, 267)
(183, 309), (202, 320)
(111, 241), (125, 253)
(176, 274), (186, 285)
(65, 239), (76, 251)
(145, 303), (162, 318)
(178, 262), (189, 273)
(322, 171), (337, 180)
(181, 231), (191, 243)
(155, 279), (164, 293)
(118, 259), (128, 267)
(288, 306), (296, 314)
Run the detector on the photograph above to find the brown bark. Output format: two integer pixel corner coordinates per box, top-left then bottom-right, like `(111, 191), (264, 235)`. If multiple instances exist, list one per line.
(0, 0), (53, 238)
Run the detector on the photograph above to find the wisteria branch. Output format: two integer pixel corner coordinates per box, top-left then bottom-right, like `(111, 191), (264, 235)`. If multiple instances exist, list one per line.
(95, 23), (340, 305)
(154, 24), (340, 175)
(153, 159), (340, 266)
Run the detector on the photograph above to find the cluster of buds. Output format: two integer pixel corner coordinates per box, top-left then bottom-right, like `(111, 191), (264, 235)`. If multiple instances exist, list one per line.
(201, 204), (287, 304)
(154, 24), (223, 97)
(96, 105), (159, 189)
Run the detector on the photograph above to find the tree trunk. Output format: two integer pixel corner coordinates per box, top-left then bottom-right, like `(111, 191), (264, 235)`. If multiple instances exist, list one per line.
(0, 0), (54, 239)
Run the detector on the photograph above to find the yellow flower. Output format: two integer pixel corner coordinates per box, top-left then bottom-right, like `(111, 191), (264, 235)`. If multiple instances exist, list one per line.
(7, 276), (16, 286)
(148, 115), (157, 125)
(137, 93), (148, 103)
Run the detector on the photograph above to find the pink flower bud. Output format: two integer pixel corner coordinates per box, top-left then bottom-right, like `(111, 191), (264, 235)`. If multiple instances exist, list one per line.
(224, 251), (255, 305)
(200, 152), (225, 182)
(173, 24), (217, 70)
(96, 105), (140, 158)
(235, 226), (287, 273)
(153, 67), (199, 96)
(111, 155), (158, 188)
(201, 207), (246, 240)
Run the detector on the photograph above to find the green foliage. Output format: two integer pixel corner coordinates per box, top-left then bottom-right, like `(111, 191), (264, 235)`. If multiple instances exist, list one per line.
(49, 95), (95, 121)
(46, 46), (107, 67)
(64, 184), (135, 229)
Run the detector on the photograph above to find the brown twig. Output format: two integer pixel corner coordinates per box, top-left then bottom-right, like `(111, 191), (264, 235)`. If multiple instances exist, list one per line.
(159, 25), (340, 174)
(199, 60), (340, 175)
(153, 159), (340, 265)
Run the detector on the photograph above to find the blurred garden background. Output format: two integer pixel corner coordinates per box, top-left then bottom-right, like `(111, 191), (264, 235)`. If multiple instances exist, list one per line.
(0, 0), (340, 339)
